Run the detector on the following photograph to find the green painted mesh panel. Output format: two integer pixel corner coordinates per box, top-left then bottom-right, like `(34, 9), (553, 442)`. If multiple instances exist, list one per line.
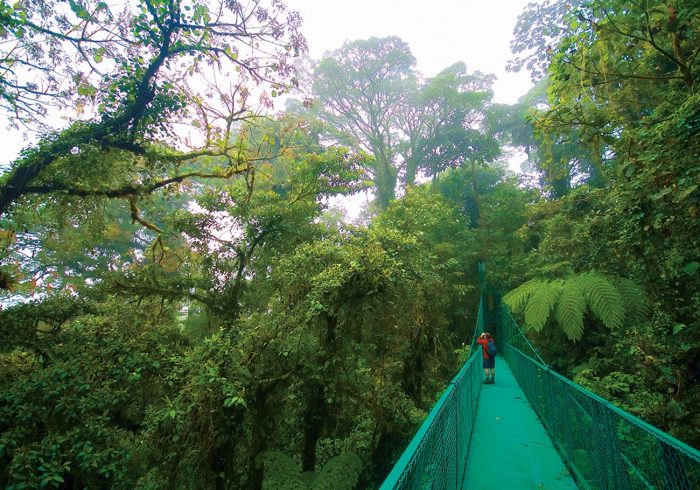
(380, 300), (484, 489)
(380, 294), (700, 489)
(500, 307), (700, 490)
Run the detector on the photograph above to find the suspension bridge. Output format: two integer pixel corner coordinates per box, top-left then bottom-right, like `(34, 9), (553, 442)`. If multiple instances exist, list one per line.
(380, 292), (700, 489)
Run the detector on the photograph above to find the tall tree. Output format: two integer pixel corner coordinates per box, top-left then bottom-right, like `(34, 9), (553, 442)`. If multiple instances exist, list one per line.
(402, 62), (499, 186)
(491, 82), (604, 197)
(0, 0), (306, 218)
(509, 0), (699, 177)
(312, 38), (502, 211)
(312, 36), (416, 209)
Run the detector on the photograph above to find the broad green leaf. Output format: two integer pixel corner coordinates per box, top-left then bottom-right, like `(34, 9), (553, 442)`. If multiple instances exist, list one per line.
(682, 261), (699, 276)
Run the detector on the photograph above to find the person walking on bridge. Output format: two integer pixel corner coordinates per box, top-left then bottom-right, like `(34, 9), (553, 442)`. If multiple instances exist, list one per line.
(477, 332), (496, 384)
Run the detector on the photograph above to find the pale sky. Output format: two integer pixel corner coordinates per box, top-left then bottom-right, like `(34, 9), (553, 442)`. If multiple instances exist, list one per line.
(284, 0), (534, 103)
(1, 0), (534, 171)
(283, 0), (536, 219)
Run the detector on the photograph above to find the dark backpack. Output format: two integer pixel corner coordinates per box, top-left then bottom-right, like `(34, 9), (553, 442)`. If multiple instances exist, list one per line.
(487, 339), (497, 357)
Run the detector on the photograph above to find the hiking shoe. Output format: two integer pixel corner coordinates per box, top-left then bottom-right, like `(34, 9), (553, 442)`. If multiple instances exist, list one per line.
(483, 379), (493, 384)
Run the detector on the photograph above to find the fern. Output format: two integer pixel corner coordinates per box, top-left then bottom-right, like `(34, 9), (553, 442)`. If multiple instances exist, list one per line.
(312, 452), (362, 490)
(555, 279), (586, 341)
(574, 272), (625, 329)
(503, 279), (544, 314)
(506, 272), (646, 341)
(258, 451), (307, 490)
(613, 277), (650, 325)
(524, 280), (562, 332)
(258, 451), (362, 490)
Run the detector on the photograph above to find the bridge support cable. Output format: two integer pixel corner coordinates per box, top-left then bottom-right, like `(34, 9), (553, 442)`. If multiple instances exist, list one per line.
(381, 291), (700, 489)
(380, 298), (485, 489)
(500, 305), (700, 490)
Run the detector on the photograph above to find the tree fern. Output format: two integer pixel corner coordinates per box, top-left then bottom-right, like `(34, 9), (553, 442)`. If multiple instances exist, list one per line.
(312, 452), (362, 490)
(258, 451), (362, 490)
(258, 451), (307, 490)
(613, 277), (650, 325)
(503, 279), (544, 314)
(505, 272), (645, 341)
(573, 272), (625, 329)
(524, 280), (562, 332)
(555, 279), (586, 341)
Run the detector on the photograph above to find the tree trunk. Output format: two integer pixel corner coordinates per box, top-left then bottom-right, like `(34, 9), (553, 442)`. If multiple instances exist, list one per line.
(402, 352), (424, 406)
(404, 158), (417, 187)
(374, 152), (397, 209)
(370, 429), (404, 482)
(247, 388), (269, 490)
(301, 384), (325, 471)
(470, 160), (482, 227)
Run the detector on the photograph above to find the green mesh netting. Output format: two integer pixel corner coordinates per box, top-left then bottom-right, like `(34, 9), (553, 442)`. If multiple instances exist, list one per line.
(380, 300), (484, 489)
(500, 307), (700, 490)
(381, 294), (700, 489)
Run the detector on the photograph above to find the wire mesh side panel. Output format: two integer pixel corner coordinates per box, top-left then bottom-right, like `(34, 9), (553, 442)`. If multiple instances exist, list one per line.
(451, 349), (483, 488)
(381, 300), (485, 489)
(390, 388), (458, 489)
(500, 306), (700, 490)
(380, 352), (481, 490)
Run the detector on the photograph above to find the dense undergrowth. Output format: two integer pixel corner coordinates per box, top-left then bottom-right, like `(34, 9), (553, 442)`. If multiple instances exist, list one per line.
(1, 0), (699, 488)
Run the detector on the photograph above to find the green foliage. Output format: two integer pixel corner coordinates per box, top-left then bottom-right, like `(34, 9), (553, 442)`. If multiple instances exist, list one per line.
(524, 279), (562, 333)
(311, 37), (500, 209)
(312, 36), (415, 208)
(503, 1), (700, 447)
(505, 272), (646, 341)
(371, 186), (478, 339)
(0, 296), (181, 489)
(312, 452), (363, 490)
(408, 63), (500, 181)
(554, 280), (586, 342)
(573, 273), (624, 330)
(0, 0), (307, 279)
(3, 0), (699, 482)
(0, 169), (480, 488)
(258, 452), (308, 489)
(610, 278), (650, 326)
(257, 451), (362, 490)
(502, 279), (540, 314)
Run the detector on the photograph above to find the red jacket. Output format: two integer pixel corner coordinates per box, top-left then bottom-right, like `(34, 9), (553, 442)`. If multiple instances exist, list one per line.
(477, 337), (492, 359)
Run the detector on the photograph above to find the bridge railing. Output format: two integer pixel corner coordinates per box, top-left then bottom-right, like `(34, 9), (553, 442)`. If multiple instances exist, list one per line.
(380, 299), (484, 489)
(501, 307), (700, 490)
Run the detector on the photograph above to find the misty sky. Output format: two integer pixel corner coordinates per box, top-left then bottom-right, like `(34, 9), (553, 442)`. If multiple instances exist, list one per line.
(282, 0), (537, 218)
(284, 0), (534, 103)
(1, 0), (535, 168)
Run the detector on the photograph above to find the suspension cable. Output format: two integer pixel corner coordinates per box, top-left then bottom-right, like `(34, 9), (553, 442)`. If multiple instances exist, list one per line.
(504, 308), (549, 367)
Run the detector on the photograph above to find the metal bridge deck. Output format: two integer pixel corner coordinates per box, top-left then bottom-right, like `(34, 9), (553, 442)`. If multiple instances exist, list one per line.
(463, 358), (577, 489)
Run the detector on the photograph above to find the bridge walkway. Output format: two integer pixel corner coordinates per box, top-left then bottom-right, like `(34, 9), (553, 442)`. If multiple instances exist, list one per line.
(463, 358), (577, 489)
(380, 291), (700, 489)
